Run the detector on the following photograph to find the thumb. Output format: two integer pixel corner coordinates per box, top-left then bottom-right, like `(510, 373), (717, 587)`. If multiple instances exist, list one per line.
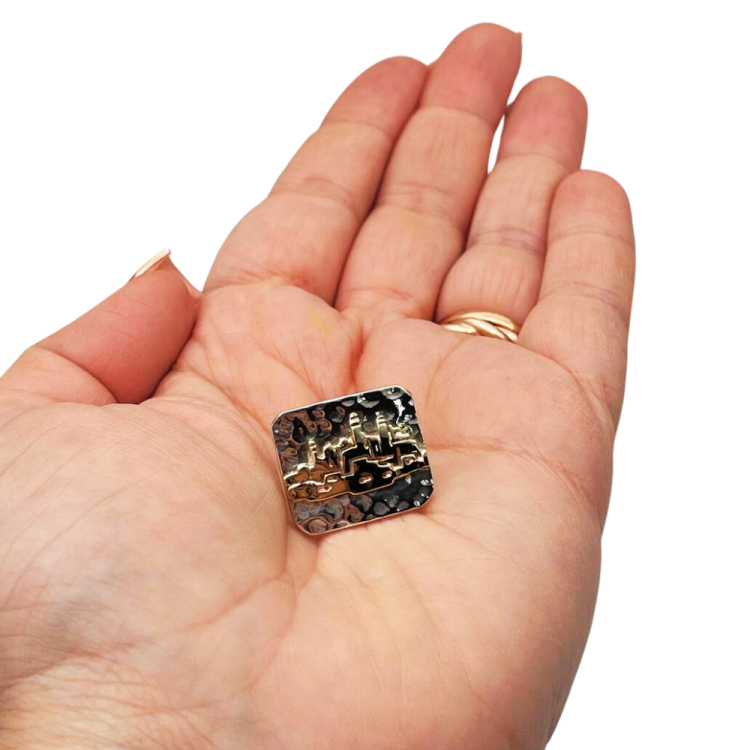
(0, 249), (199, 405)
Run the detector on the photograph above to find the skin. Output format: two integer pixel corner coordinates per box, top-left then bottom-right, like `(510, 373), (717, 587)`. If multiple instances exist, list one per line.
(0, 23), (634, 750)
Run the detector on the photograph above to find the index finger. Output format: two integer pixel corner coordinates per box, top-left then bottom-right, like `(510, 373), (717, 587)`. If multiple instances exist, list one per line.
(204, 57), (427, 300)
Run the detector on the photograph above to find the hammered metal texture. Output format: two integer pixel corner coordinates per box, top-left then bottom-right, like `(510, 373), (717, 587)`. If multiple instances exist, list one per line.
(271, 386), (433, 535)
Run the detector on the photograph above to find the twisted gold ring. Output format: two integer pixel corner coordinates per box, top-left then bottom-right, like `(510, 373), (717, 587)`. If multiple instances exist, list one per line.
(438, 311), (520, 342)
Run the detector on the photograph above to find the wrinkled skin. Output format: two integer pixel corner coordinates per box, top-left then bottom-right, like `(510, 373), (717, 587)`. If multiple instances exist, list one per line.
(0, 24), (634, 750)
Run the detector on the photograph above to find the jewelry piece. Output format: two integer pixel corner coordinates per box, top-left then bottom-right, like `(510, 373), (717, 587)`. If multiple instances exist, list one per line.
(271, 386), (433, 535)
(438, 310), (520, 342)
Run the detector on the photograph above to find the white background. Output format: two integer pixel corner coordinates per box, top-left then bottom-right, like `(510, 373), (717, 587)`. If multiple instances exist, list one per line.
(1, 2), (748, 747)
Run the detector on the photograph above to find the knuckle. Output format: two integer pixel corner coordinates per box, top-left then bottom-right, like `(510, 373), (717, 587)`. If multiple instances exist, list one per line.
(270, 173), (362, 224)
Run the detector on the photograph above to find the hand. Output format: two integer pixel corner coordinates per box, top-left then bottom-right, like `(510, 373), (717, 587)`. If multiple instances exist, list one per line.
(0, 23), (634, 750)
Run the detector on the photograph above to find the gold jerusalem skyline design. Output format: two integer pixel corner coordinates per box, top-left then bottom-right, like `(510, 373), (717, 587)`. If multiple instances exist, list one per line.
(284, 411), (427, 502)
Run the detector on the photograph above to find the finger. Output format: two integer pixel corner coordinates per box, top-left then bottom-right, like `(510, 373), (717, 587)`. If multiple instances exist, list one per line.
(0, 251), (198, 405)
(436, 76), (588, 325)
(520, 171), (635, 428)
(335, 23), (522, 325)
(205, 57), (427, 300)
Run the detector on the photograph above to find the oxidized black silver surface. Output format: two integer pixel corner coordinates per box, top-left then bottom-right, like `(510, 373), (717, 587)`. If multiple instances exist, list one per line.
(271, 385), (433, 535)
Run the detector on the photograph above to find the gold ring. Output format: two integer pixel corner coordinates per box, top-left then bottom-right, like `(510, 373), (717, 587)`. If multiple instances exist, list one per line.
(438, 311), (520, 342)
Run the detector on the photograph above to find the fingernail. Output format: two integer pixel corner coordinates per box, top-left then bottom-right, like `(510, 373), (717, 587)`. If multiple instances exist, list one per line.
(130, 248), (171, 280)
(516, 31), (523, 42)
(129, 248), (202, 304)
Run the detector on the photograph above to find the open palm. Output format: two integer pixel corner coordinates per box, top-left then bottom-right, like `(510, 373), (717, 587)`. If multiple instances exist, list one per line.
(0, 24), (634, 750)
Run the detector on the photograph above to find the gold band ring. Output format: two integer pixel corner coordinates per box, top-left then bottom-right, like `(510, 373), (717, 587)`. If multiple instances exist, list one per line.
(438, 311), (520, 342)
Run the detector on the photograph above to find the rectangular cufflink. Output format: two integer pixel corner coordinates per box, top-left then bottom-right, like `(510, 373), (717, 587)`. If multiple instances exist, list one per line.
(271, 385), (433, 535)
